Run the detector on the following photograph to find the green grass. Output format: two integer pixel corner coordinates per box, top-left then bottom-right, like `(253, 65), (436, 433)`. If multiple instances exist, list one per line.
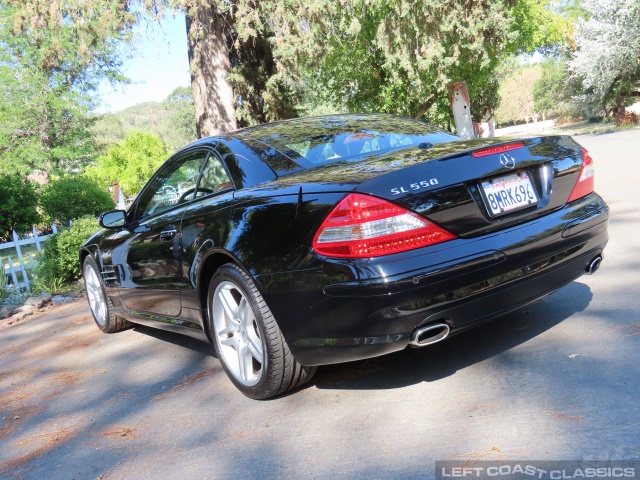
(1, 244), (40, 290)
(0, 243), (40, 270)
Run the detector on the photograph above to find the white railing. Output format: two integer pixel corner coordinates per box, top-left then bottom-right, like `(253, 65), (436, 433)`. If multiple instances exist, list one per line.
(0, 224), (58, 293)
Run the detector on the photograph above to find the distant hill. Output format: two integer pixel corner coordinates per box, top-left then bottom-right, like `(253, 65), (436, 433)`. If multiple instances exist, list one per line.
(93, 90), (197, 152)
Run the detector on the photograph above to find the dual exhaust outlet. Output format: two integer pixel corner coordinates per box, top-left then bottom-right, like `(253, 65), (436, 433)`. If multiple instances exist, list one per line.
(409, 254), (603, 348)
(409, 322), (450, 347)
(585, 255), (602, 275)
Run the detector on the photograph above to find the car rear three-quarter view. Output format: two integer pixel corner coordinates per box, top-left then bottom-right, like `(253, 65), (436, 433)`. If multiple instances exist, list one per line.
(80, 114), (609, 399)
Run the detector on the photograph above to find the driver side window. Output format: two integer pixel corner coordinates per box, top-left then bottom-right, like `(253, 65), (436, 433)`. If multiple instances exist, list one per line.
(137, 152), (207, 221)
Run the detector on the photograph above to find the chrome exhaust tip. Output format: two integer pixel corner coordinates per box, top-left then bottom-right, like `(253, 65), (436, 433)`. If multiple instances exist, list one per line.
(409, 322), (450, 347)
(585, 255), (602, 275)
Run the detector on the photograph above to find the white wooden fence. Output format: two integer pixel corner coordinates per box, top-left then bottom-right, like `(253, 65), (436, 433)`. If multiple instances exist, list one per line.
(0, 224), (58, 293)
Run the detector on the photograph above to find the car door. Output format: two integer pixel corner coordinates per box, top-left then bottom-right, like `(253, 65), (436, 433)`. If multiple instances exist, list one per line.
(117, 149), (210, 317)
(178, 149), (239, 315)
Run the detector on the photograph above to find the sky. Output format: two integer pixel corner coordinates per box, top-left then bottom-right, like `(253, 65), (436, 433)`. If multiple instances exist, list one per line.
(96, 11), (190, 113)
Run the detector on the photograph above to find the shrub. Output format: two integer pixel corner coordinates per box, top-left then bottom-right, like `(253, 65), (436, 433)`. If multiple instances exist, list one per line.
(0, 175), (40, 240)
(35, 216), (100, 289)
(85, 131), (170, 195)
(40, 176), (115, 225)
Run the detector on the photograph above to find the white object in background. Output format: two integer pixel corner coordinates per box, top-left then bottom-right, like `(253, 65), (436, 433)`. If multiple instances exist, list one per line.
(448, 82), (474, 139)
(482, 108), (495, 138)
(113, 182), (126, 210)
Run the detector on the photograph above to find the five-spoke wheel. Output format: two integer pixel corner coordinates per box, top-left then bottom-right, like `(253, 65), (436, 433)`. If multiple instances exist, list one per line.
(84, 260), (107, 327)
(211, 280), (264, 386)
(208, 264), (317, 399)
(82, 256), (131, 333)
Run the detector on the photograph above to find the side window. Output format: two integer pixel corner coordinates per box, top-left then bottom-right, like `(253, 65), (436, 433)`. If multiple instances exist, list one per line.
(137, 152), (207, 221)
(197, 155), (233, 194)
(215, 138), (277, 189)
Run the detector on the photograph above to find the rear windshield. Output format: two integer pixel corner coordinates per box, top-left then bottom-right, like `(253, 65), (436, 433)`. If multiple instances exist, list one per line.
(237, 114), (458, 169)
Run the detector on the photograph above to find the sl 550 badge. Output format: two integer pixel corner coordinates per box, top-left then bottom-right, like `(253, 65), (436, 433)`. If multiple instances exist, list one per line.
(391, 178), (439, 196)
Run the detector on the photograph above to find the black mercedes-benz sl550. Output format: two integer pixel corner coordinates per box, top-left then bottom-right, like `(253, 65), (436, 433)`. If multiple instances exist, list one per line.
(80, 114), (608, 398)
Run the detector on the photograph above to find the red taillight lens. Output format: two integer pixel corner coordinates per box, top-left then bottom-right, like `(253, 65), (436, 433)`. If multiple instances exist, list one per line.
(471, 142), (524, 158)
(567, 147), (595, 203)
(312, 193), (456, 258)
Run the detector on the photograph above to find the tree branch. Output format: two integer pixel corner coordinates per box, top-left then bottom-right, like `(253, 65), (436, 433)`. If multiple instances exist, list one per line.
(413, 93), (436, 119)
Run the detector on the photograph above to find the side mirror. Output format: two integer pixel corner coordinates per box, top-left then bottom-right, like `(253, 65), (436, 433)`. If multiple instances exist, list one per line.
(99, 210), (126, 229)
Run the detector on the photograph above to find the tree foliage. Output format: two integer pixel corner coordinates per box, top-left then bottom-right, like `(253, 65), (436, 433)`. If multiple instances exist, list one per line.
(163, 87), (197, 147)
(0, 175), (40, 238)
(85, 131), (171, 196)
(570, 0), (640, 114)
(40, 176), (115, 225)
(269, 0), (570, 126)
(135, 0), (570, 134)
(0, 0), (583, 150)
(0, 0), (136, 176)
(495, 64), (542, 123)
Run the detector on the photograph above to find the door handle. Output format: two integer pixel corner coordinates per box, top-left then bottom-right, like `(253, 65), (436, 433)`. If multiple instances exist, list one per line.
(160, 227), (178, 242)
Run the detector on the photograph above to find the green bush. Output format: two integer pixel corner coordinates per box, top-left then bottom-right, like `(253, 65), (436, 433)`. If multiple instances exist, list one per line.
(40, 176), (115, 225)
(0, 174), (40, 240)
(35, 216), (100, 290)
(85, 131), (171, 195)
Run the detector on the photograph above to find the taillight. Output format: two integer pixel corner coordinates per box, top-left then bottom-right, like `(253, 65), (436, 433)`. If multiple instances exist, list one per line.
(567, 147), (595, 203)
(312, 193), (456, 258)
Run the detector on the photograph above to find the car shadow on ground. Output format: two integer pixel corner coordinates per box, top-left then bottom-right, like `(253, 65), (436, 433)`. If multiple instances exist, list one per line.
(119, 281), (593, 395)
(311, 280), (593, 392)
(130, 324), (216, 358)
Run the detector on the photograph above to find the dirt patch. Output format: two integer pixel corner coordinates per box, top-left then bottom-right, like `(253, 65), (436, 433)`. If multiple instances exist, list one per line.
(98, 425), (140, 441)
(101, 393), (135, 408)
(0, 405), (44, 439)
(151, 368), (214, 403)
(0, 421), (79, 475)
(0, 368), (38, 388)
(544, 410), (584, 422)
(467, 402), (503, 412)
(0, 343), (20, 357)
(0, 370), (99, 407)
(27, 329), (101, 358)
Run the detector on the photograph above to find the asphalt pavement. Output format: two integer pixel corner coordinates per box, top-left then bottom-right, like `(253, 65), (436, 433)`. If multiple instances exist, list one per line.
(0, 129), (638, 479)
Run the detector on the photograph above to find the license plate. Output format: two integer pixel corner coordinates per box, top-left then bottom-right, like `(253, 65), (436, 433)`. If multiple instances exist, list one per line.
(480, 171), (539, 216)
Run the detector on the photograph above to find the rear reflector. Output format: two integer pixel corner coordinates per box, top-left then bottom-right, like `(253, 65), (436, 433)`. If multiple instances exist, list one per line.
(313, 193), (456, 258)
(567, 147), (595, 203)
(471, 142), (524, 158)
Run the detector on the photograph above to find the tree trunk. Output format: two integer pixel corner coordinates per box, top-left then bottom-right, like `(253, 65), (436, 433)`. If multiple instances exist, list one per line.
(185, 6), (236, 137)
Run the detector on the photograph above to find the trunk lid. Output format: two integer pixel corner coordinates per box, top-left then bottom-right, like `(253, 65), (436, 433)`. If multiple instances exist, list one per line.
(358, 135), (584, 237)
(275, 135), (584, 238)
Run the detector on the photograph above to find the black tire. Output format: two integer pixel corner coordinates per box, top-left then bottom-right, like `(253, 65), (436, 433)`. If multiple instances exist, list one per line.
(82, 256), (131, 333)
(208, 263), (316, 399)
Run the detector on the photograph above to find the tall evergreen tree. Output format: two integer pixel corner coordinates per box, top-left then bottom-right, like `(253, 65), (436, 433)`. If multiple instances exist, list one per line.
(0, 1), (136, 175)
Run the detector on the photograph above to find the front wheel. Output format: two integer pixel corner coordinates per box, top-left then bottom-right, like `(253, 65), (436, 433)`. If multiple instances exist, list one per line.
(83, 256), (131, 333)
(208, 264), (316, 399)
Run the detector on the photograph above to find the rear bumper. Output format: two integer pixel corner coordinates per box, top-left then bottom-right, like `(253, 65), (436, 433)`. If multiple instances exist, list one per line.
(256, 193), (608, 366)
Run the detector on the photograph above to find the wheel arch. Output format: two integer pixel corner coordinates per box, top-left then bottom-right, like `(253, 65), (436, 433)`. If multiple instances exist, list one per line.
(197, 250), (245, 341)
(79, 245), (101, 272)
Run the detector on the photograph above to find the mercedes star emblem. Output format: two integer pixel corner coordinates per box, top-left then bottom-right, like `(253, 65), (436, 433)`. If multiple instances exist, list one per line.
(499, 153), (516, 169)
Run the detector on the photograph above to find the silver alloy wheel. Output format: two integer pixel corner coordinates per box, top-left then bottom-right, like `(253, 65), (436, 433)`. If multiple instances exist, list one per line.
(84, 263), (107, 327)
(212, 280), (264, 386)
